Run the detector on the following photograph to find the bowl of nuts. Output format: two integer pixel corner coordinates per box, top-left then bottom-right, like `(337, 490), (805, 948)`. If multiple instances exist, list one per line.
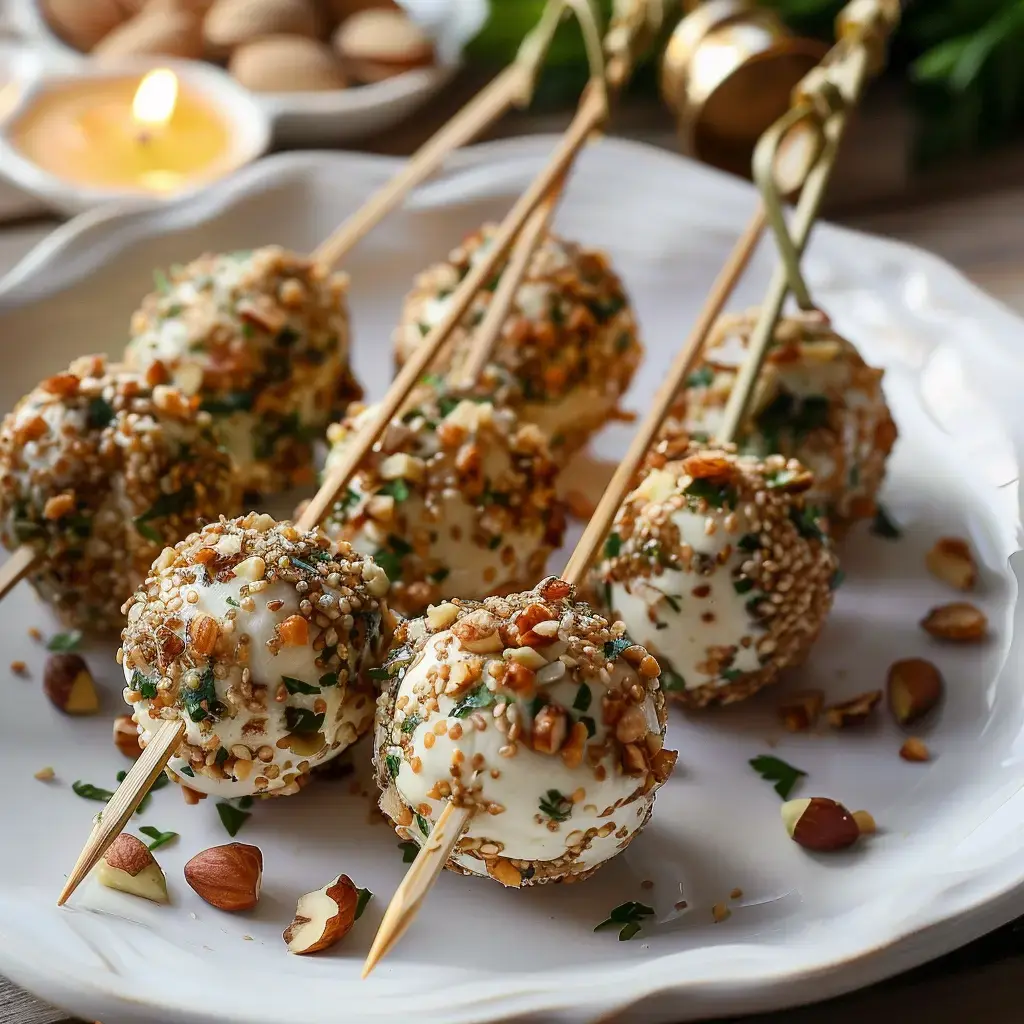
(9, 0), (486, 145)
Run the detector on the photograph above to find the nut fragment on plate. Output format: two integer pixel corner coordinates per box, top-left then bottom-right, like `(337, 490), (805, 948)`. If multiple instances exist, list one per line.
(96, 834), (169, 903)
(887, 658), (942, 728)
(33, 766), (55, 781)
(852, 809), (876, 835)
(779, 689), (824, 732)
(184, 844), (262, 911)
(333, 8), (434, 83)
(283, 873), (360, 954)
(920, 602), (988, 642)
(824, 689), (881, 728)
(781, 797), (860, 852)
(113, 715), (143, 759)
(925, 537), (977, 591)
(899, 737), (930, 762)
(43, 653), (99, 715)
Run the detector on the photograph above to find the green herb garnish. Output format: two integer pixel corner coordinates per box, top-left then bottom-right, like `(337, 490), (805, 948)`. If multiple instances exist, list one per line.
(401, 713), (423, 734)
(595, 901), (655, 941)
(829, 568), (845, 590)
(603, 637), (631, 661)
(385, 753), (401, 779)
(580, 715), (596, 738)
(47, 630), (81, 652)
(604, 532), (622, 558)
(378, 479), (410, 502)
(685, 478), (737, 509)
(72, 781), (114, 802)
(415, 813), (431, 836)
(871, 504), (901, 539)
(86, 397), (115, 430)
(538, 789), (573, 823)
(153, 268), (171, 294)
(660, 668), (687, 692)
(178, 765), (195, 777)
(399, 841), (419, 863)
(749, 754), (807, 800)
(685, 366), (714, 389)
(738, 532), (761, 552)
(487, 535), (503, 550)
(139, 826), (178, 851)
(217, 801), (250, 837)
(733, 577), (754, 595)
(282, 676), (320, 696)
(450, 684), (498, 717)
(284, 707), (325, 734)
(130, 669), (157, 699)
(134, 485), (195, 542)
(572, 684), (592, 712)
(355, 887), (373, 920)
(318, 672), (339, 688)
(183, 666), (218, 723)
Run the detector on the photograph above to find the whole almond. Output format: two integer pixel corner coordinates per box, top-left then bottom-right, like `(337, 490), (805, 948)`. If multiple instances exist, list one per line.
(332, 7), (433, 83)
(184, 843), (262, 911)
(204, 0), (318, 52)
(920, 602), (987, 642)
(887, 658), (942, 728)
(925, 537), (977, 591)
(230, 36), (347, 92)
(93, 8), (203, 60)
(42, 0), (127, 52)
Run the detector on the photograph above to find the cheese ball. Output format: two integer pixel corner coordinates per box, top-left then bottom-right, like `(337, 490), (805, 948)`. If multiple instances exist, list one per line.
(590, 439), (838, 708)
(393, 225), (642, 458)
(119, 513), (392, 798)
(125, 246), (361, 495)
(317, 387), (565, 617)
(665, 309), (897, 533)
(0, 355), (239, 633)
(374, 577), (677, 887)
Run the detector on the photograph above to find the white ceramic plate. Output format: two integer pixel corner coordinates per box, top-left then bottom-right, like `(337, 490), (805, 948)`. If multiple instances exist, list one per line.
(3, 0), (483, 148)
(0, 139), (1023, 1024)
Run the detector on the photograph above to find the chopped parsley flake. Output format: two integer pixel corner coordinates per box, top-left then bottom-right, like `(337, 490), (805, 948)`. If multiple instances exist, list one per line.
(603, 637), (631, 661)
(139, 826), (178, 851)
(378, 479), (411, 502)
(685, 366), (714, 389)
(282, 676), (320, 696)
(450, 684), (497, 717)
(572, 684), (592, 712)
(595, 901), (655, 941)
(738, 532), (761, 552)
(72, 780), (114, 802)
(319, 671), (339, 688)
(153, 268), (171, 294)
(415, 813), (431, 836)
(217, 801), (250, 837)
(749, 754), (807, 799)
(47, 630), (81, 652)
(355, 887), (373, 920)
(660, 668), (687, 692)
(226, 596), (240, 608)
(134, 485), (196, 543)
(871, 504), (901, 539)
(183, 666), (218, 722)
(86, 397), (115, 430)
(685, 478), (737, 509)
(790, 505), (826, 543)
(538, 789), (573, 823)
(604, 532), (622, 558)
(399, 840), (419, 863)
(385, 753), (401, 779)
(579, 715), (596, 738)
(284, 707), (325, 734)
(401, 713), (423, 734)
(733, 577), (754, 595)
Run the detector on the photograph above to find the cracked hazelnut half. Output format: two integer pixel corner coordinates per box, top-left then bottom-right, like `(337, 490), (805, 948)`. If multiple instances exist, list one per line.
(781, 797), (860, 852)
(184, 843), (262, 911)
(920, 602), (987, 642)
(96, 833), (169, 903)
(925, 537), (977, 591)
(283, 873), (359, 954)
(887, 658), (942, 728)
(824, 689), (881, 728)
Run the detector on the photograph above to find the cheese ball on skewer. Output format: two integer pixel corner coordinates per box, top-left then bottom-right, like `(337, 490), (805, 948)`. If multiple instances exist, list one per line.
(374, 577), (677, 887)
(119, 513), (391, 798)
(315, 385), (566, 618)
(0, 355), (239, 633)
(125, 246), (361, 495)
(393, 225), (642, 459)
(665, 309), (896, 534)
(590, 439), (838, 708)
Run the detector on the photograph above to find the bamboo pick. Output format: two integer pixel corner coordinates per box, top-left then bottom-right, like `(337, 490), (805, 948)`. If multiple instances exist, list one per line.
(57, 718), (185, 906)
(298, 84), (608, 533)
(0, 543), (36, 602)
(456, 178), (566, 387)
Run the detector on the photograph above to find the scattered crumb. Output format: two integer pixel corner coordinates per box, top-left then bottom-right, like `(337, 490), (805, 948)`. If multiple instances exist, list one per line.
(27, 627), (42, 641)
(900, 737), (931, 762)
(189, 912), (197, 920)
(674, 900), (688, 911)
(242, 935), (253, 941)
(33, 766), (54, 781)
(10, 660), (27, 675)
(712, 902), (731, 923)
(852, 809), (876, 834)
(640, 879), (654, 890)
(729, 887), (743, 900)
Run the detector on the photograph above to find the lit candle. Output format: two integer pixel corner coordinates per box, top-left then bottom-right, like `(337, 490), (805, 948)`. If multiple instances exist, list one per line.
(3, 63), (269, 204)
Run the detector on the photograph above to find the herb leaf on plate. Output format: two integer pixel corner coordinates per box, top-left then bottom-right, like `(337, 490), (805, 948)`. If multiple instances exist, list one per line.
(749, 754), (807, 799)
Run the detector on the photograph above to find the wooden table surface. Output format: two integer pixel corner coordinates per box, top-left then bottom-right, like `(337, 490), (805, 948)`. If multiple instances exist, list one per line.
(2, 78), (1024, 1024)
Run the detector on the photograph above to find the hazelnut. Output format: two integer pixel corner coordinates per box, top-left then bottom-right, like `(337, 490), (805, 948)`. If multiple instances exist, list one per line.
(887, 658), (942, 728)
(530, 705), (567, 755)
(925, 537), (977, 591)
(283, 873), (359, 954)
(184, 843), (263, 911)
(824, 689), (881, 728)
(96, 833), (169, 903)
(899, 737), (930, 762)
(43, 654), (99, 715)
(781, 797), (860, 852)
(920, 602), (987, 642)
(113, 715), (143, 759)
(778, 689), (824, 732)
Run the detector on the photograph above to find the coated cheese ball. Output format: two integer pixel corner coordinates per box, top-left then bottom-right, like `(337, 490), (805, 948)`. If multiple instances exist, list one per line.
(119, 513), (391, 798)
(125, 246), (361, 495)
(0, 355), (239, 633)
(374, 577), (677, 887)
(666, 309), (896, 533)
(590, 439), (838, 708)
(317, 386), (566, 617)
(393, 225), (642, 459)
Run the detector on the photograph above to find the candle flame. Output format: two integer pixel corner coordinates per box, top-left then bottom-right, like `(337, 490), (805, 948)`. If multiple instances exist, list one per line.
(132, 69), (178, 128)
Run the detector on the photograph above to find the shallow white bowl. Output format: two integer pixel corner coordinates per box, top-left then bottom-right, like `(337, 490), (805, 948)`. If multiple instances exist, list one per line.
(0, 140), (1022, 1024)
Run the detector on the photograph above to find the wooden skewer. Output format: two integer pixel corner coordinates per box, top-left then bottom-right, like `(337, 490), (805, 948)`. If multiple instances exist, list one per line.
(361, 204), (768, 979)
(311, 64), (530, 270)
(57, 718), (185, 906)
(456, 177), (566, 388)
(0, 543), (37, 602)
(298, 85), (607, 533)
